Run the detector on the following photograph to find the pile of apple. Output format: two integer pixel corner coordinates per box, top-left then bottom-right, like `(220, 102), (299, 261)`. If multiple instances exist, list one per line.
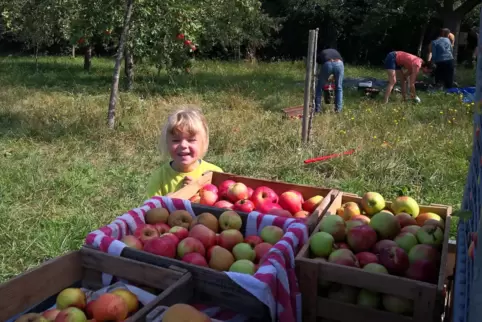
(189, 180), (324, 219)
(15, 287), (139, 321)
(309, 192), (446, 315)
(121, 207), (285, 275)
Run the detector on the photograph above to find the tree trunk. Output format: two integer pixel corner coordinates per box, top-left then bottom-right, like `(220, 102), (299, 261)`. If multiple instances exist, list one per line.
(84, 46), (92, 72)
(72, 45), (75, 58)
(107, 0), (135, 129)
(35, 43), (39, 72)
(417, 23), (427, 57)
(124, 46), (134, 91)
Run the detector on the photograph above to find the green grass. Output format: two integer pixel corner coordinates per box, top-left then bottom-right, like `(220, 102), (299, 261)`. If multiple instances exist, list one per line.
(0, 56), (474, 282)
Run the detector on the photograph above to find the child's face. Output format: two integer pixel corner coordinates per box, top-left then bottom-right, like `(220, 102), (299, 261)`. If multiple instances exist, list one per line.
(168, 131), (203, 169)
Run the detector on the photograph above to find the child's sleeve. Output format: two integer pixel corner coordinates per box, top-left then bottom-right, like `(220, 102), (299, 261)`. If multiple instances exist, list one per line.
(146, 168), (164, 197)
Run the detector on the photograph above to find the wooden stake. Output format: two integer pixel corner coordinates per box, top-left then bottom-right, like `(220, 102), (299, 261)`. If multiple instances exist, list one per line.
(302, 30), (316, 144)
(307, 28), (319, 142)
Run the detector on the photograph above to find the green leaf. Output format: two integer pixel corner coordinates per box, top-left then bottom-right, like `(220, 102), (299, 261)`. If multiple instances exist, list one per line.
(451, 210), (472, 220)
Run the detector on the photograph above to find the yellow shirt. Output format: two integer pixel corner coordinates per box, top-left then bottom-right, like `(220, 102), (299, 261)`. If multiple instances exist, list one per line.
(146, 160), (223, 197)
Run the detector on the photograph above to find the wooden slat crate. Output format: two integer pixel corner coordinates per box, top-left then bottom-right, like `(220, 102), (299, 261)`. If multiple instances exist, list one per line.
(282, 105), (304, 118)
(169, 171), (339, 233)
(295, 191), (452, 322)
(0, 247), (192, 322)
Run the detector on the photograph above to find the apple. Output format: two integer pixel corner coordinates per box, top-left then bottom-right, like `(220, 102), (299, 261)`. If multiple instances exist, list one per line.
(334, 242), (350, 250)
(213, 200), (234, 210)
(250, 186), (279, 207)
(232, 242), (256, 261)
(357, 289), (380, 309)
(182, 252), (209, 267)
(167, 210), (193, 229)
(163, 303), (212, 322)
(379, 246), (409, 275)
(218, 229), (244, 251)
(227, 182), (249, 202)
(169, 226), (189, 241)
(260, 225), (284, 244)
(351, 214), (371, 224)
(256, 201), (282, 214)
(54, 308), (87, 322)
(319, 215), (346, 242)
(363, 263), (389, 274)
(218, 180), (236, 199)
(391, 196), (420, 218)
(416, 212), (444, 227)
(395, 213), (417, 227)
(346, 224), (377, 253)
(360, 192), (386, 216)
(92, 293), (128, 321)
(267, 208), (292, 217)
(219, 210), (242, 231)
(247, 187), (254, 199)
(177, 237), (206, 258)
(154, 222), (171, 234)
(394, 232), (418, 253)
(15, 313), (49, 322)
(244, 235), (263, 248)
(121, 235), (143, 250)
(327, 284), (358, 303)
(338, 202), (361, 221)
(371, 239), (397, 255)
(309, 231), (334, 257)
(143, 236), (177, 258)
(382, 294), (413, 315)
(85, 301), (95, 319)
(405, 259), (438, 283)
(189, 224), (217, 249)
(254, 242), (272, 262)
(401, 225), (421, 235)
(423, 218), (445, 230)
(328, 249), (359, 267)
(192, 212), (219, 233)
(134, 224), (159, 243)
(189, 194), (201, 203)
(356, 252), (379, 267)
(278, 190), (303, 215)
(199, 190), (218, 206)
(233, 199), (255, 213)
(302, 195), (324, 213)
(416, 224), (444, 246)
(200, 183), (218, 194)
(162, 233), (180, 245)
(110, 289), (138, 314)
(294, 210), (309, 219)
(345, 219), (364, 234)
(42, 309), (61, 320)
(56, 288), (86, 310)
(229, 259), (256, 275)
(145, 207), (169, 224)
(408, 244), (440, 263)
(208, 245), (235, 271)
(369, 211), (401, 239)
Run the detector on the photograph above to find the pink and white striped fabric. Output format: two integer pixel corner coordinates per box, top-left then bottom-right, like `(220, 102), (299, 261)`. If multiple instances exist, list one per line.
(85, 196), (308, 322)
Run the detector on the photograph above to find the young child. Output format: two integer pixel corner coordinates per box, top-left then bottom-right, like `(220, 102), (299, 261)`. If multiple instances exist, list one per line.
(146, 107), (223, 197)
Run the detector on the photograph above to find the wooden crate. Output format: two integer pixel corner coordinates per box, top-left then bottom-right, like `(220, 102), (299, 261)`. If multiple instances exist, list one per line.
(282, 105), (304, 118)
(0, 247), (192, 322)
(169, 171), (339, 233)
(295, 192), (452, 322)
(117, 203), (277, 321)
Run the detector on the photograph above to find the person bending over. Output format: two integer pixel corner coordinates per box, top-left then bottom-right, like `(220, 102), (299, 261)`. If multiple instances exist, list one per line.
(314, 48), (344, 113)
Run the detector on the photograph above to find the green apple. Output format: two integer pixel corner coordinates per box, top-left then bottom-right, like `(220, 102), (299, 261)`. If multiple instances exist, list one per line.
(232, 243), (256, 261)
(363, 263), (389, 274)
(229, 259), (255, 275)
(416, 225), (444, 246)
(394, 232), (418, 253)
(361, 192), (386, 216)
(309, 231), (334, 257)
(391, 196), (420, 218)
(357, 289), (381, 309)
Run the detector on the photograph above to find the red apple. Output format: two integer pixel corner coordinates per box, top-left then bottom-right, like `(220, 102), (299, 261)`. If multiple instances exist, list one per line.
(121, 235), (143, 250)
(346, 224), (378, 253)
(182, 252), (209, 267)
(201, 183), (218, 194)
(227, 182), (249, 202)
(245, 235), (263, 248)
(134, 224), (159, 243)
(162, 233), (180, 246)
(154, 223), (171, 234)
(189, 194), (201, 203)
(256, 201), (282, 214)
(213, 200), (234, 210)
(334, 242), (350, 250)
(405, 259), (438, 283)
(302, 195), (324, 213)
(177, 237), (206, 258)
(169, 226), (189, 241)
(143, 236), (177, 258)
(189, 224), (217, 250)
(250, 186), (279, 208)
(355, 252), (379, 267)
(328, 249), (359, 267)
(294, 210), (309, 219)
(247, 187), (254, 199)
(42, 309), (61, 320)
(92, 294), (128, 321)
(233, 199), (255, 213)
(395, 213), (418, 227)
(254, 242), (272, 263)
(218, 180), (236, 199)
(371, 239), (398, 256)
(267, 208), (292, 217)
(218, 229), (244, 251)
(278, 190), (303, 215)
(199, 190), (218, 206)
(379, 246), (409, 275)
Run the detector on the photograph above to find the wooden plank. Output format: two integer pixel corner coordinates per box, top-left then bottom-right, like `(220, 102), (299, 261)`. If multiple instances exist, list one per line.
(167, 171), (213, 199)
(305, 190), (340, 233)
(80, 247), (183, 290)
(438, 215), (452, 292)
(412, 286), (438, 321)
(316, 297), (413, 322)
(0, 252), (83, 321)
(295, 259), (318, 322)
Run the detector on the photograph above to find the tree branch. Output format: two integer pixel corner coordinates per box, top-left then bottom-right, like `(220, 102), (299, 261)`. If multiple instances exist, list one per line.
(455, 0), (480, 15)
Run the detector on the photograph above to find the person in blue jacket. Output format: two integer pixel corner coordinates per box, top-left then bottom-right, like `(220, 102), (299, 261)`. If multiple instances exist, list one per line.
(427, 28), (455, 88)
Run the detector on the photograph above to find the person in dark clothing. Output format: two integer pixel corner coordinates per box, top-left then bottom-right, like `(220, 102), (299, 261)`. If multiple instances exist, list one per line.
(314, 48), (344, 113)
(427, 28), (455, 89)
(467, 27), (479, 68)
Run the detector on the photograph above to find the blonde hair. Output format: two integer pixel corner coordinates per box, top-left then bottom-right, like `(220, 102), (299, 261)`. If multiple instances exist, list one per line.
(159, 106), (209, 159)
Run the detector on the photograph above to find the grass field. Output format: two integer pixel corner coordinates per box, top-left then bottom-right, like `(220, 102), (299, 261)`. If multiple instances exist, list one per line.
(0, 56), (475, 282)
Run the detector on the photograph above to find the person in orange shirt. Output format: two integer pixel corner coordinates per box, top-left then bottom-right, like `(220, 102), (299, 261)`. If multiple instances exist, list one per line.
(383, 51), (431, 103)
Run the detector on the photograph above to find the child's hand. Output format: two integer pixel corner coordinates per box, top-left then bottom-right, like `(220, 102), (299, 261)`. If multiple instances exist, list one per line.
(182, 176), (193, 187)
